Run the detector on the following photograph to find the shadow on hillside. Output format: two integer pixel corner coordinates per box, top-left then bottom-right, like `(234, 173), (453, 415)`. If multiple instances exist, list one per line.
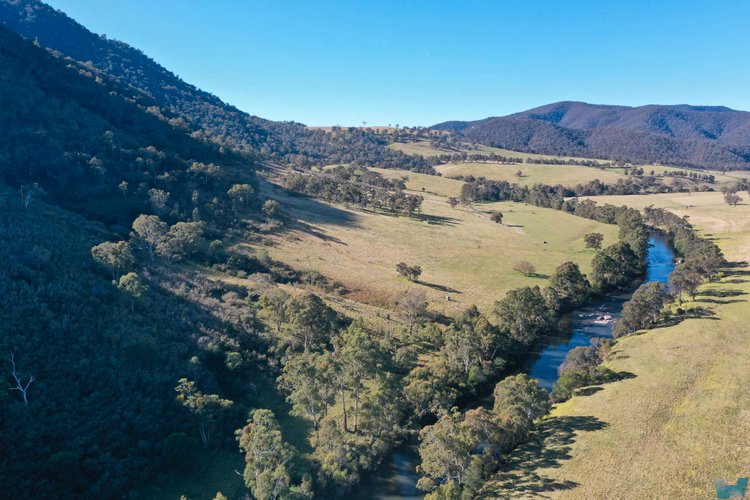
(651, 307), (719, 330)
(480, 416), (608, 498)
(415, 279), (462, 294)
(294, 220), (348, 245)
(263, 178), (361, 229)
(412, 212), (460, 226)
(699, 288), (746, 298)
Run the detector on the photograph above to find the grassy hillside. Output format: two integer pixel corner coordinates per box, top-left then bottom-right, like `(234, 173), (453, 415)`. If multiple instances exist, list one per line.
(481, 192), (750, 499)
(436, 162), (625, 187)
(255, 174), (618, 316)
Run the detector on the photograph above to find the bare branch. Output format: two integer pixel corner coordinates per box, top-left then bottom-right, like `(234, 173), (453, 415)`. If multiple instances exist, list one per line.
(9, 352), (35, 405)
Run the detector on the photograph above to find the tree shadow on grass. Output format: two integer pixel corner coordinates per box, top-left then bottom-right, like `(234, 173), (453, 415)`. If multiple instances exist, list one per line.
(648, 307), (719, 331)
(411, 212), (460, 226)
(699, 288), (747, 298)
(479, 416), (608, 498)
(414, 279), (462, 294)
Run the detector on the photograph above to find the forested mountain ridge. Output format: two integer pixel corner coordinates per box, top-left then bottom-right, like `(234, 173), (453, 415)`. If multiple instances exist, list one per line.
(0, 0), (435, 173)
(0, 21), (252, 227)
(434, 101), (750, 170)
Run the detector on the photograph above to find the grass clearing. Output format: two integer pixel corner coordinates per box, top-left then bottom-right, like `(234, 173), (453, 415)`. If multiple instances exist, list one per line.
(480, 192), (750, 499)
(436, 162), (625, 187)
(253, 176), (618, 317)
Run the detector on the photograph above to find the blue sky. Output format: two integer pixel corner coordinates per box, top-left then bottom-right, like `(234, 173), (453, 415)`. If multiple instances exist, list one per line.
(46, 0), (750, 126)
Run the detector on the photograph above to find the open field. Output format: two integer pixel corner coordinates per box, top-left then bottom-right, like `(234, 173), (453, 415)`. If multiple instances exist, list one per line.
(252, 176), (618, 316)
(436, 161), (626, 187)
(370, 167), (464, 198)
(481, 192), (750, 499)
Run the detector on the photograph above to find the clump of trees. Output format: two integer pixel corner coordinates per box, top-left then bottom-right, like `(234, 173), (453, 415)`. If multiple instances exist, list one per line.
(417, 374), (550, 497)
(282, 169), (423, 215)
(612, 282), (669, 338)
(584, 232), (604, 250)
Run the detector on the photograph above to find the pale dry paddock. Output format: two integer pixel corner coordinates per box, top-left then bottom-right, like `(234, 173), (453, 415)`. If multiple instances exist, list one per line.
(481, 191), (750, 499)
(251, 174), (617, 317)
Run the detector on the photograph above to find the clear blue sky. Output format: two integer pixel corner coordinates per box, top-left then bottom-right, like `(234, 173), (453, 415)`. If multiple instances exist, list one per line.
(46, 0), (750, 126)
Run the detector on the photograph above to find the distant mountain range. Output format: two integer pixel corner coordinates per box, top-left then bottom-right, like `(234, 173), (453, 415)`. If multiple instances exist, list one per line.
(433, 101), (750, 170)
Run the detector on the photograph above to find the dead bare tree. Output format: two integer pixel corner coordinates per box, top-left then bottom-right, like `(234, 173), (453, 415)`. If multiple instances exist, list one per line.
(9, 352), (35, 405)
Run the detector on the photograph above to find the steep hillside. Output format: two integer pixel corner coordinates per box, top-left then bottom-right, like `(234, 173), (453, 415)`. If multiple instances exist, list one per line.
(0, 0), (434, 172)
(434, 101), (750, 170)
(0, 22), (250, 226)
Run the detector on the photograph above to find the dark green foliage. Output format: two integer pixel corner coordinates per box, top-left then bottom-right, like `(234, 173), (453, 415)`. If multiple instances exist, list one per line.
(584, 232), (604, 250)
(591, 242), (642, 291)
(0, 24), (247, 227)
(493, 286), (555, 345)
(284, 169), (423, 215)
(546, 261), (592, 313)
(0, 190), (259, 497)
(612, 282), (669, 338)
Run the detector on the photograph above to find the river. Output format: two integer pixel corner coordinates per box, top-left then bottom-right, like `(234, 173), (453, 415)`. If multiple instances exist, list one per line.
(355, 233), (676, 499)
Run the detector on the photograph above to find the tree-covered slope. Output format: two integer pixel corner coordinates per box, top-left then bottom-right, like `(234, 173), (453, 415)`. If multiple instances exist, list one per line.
(0, 22), (250, 227)
(0, 0), (435, 172)
(434, 101), (750, 170)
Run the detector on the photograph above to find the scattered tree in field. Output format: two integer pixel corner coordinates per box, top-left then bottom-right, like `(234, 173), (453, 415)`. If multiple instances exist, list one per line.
(396, 262), (422, 281)
(724, 192), (742, 206)
(8, 352), (35, 405)
(236, 409), (298, 500)
(515, 170), (524, 177)
(175, 378), (233, 447)
(494, 286), (554, 345)
(584, 232), (604, 250)
(447, 197), (459, 209)
(131, 214), (168, 263)
(612, 282), (669, 338)
(490, 211), (503, 224)
(91, 241), (134, 281)
(262, 199), (280, 218)
(513, 260), (535, 276)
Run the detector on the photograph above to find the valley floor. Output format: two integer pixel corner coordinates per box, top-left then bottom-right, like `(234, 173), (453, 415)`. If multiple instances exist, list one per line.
(254, 173), (617, 317)
(481, 192), (750, 498)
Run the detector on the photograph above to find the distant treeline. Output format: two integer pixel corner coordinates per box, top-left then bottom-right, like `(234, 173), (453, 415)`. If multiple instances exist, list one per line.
(460, 177), (663, 205)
